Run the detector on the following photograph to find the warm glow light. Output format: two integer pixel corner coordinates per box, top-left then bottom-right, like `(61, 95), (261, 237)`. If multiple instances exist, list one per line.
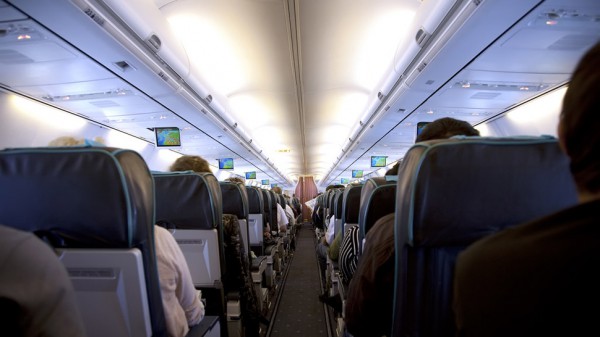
(352, 10), (416, 88)
(9, 95), (87, 131)
(157, 148), (183, 163)
(167, 14), (247, 95)
(105, 129), (149, 153)
(474, 123), (492, 137)
(506, 87), (567, 125)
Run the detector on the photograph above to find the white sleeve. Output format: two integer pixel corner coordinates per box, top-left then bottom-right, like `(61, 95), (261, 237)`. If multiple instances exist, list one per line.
(326, 216), (335, 245)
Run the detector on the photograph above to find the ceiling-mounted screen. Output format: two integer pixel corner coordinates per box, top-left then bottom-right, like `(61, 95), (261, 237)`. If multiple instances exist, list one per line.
(245, 171), (257, 179)
(351, 170), (363, 178)
(371, 156), (387, 167)
(218, 158), (234, 170)
(261, 179), (269, 185)
(341, 178), (350, 184)
(154, 127), (181, 148)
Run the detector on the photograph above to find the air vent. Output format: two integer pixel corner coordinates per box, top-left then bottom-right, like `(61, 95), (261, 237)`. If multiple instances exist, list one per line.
(549, 34), (599, 51)
(0, 49), (34, 64)
(470, 92), (501, 100)
(114, 60), (135, 72)
(89, 100), (119, 108)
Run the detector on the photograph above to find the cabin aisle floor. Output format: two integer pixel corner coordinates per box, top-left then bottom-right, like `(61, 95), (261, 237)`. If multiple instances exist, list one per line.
(266, 222), (329, 337)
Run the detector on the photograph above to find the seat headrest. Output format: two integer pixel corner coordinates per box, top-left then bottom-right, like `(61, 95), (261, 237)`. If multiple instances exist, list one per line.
(220, 181), (249, 219)
(153, 171), (222, 230)
(396, 136), (578, 247)
(0, 147), (154, 248)
(342, 184), (363, 224)
(246, 186), (263, 214)
(359, 177), (397, 240)
(334, 190), (344, 220)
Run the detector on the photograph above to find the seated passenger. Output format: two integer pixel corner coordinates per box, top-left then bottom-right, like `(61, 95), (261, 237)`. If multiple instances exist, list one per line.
(154, 225), (205, 337)
(0, 224), (87, 337)
(344, 117), (480, 337)
(47, 140), (206, 336)
(170, 154), (212, 173)
(453, 41), (600, 337)
(170, 156), (265, 336)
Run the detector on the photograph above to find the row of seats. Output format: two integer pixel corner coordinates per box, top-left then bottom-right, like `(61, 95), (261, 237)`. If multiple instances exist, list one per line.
(0, 146), (295, 337)
(320, 136), (579, 337)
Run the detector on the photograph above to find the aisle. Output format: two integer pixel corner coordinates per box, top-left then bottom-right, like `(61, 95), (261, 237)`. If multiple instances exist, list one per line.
(267, 223), (329, 337)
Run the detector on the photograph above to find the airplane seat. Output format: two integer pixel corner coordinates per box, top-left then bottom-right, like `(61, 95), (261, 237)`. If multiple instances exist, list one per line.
(358, 176), (397, 254)
(261, 189), (281, 282)
(337, 184), (362, 292)
(219, 181), (269, 333)
(341, 184), (363, 240)
(152, 171), (226, 337)
(220, 181), (251, 260)
(245, 186), (271, 312)
(391, 136), (579, 337)
(327, 189), (344, 284)
(0, 146), (167, 337)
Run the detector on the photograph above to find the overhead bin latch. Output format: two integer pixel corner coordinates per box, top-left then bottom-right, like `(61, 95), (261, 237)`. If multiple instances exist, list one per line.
(146, 34), (161, 52)
(415, 28), (431, 47)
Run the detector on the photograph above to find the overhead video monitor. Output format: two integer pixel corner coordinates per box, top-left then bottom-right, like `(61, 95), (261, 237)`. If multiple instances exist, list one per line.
(340, 178), (350, 184)
(218, 158), (234, 170)
(351, 170), (363, 178)
(371, 156), (387, 167)
(271, 184), (278, 188)
(416, 121), (430, 141)
(154, 127), (181, 148)
(245, 171), (257, 179)
(261, 179), (269, 185)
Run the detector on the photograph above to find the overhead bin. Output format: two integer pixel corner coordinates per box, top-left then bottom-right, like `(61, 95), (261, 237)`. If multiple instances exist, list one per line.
(100, 0), (191, 79)
(378, 0), (458, 98)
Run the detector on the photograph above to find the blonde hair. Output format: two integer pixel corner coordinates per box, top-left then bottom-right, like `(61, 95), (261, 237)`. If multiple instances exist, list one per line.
(225, 177), (245, 184)
(170, 155), (211, 173)
(48, 136), (105, 146)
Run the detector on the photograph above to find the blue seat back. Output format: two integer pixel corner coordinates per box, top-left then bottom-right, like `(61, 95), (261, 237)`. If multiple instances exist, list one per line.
(341, 184), (362, 240)
(392, 136), (579, 337)
(358, 177), (397, 251)
(0, 146), (166, 337)
(220, 181), (251, 257)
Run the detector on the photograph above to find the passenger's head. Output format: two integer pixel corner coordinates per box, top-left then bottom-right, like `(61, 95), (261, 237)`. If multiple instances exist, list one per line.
(272, 186), (283, 194)
(558, 42), (600, 199)
(325, 184), (344, 191)
(170, 155), (211, 173)
(225, 176), (245, 184)
(386, 162), (400, 176)
(48, 136), (105, 146)
(416, 117), (480, 142)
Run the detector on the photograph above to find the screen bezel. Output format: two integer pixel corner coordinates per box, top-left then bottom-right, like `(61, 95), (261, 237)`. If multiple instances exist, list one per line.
(154, 127), (181, 148)
(370, 156), (387, 167)
(351, 170), (364, 178)
(416, 122), (430, 140)
(218, 158), (234, 170)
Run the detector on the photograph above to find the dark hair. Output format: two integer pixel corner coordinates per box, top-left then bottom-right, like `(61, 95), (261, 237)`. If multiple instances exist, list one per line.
(385, 162), (399, 176)
(559, 42), (600, 194)
(170, 155), (211, 173)
(416, 117), (480, 142)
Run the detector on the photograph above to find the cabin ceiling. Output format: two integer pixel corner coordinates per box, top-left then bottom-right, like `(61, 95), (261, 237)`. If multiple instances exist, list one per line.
(1, 0), (599, 189)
